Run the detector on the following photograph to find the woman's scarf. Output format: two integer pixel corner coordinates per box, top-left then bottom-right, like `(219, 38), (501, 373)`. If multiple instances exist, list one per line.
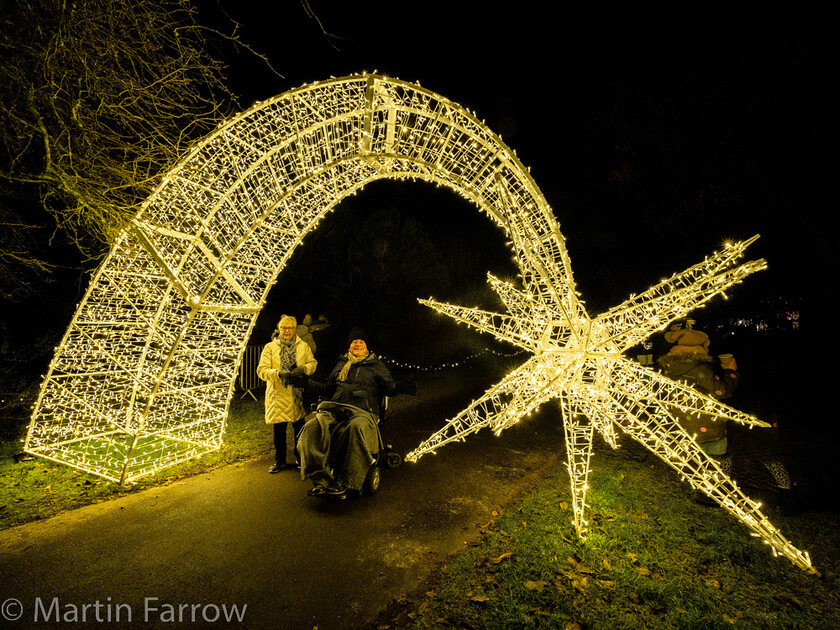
(278, 337), (303, 405)
(338, 351), (369, 382)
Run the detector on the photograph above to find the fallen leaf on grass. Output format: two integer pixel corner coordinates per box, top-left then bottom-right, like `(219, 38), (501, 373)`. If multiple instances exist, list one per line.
(772, 593), (802, 610)
(567, 557), (595, 574)
(524, 580), (548, 592)
(571, 576), (589, 593)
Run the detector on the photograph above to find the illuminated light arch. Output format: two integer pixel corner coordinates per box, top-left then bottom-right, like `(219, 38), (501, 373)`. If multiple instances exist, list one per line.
(25, 74), (557, 483)
(25, 74), (815, 574)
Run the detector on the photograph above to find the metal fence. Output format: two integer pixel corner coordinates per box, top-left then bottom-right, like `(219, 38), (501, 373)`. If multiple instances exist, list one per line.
(239, 345), (265, 399)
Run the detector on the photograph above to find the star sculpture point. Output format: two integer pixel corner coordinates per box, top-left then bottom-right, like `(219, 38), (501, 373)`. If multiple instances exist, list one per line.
(408, 233), (817, 575)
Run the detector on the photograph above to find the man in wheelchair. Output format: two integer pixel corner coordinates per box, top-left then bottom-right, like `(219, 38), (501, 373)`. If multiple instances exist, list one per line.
(294, 327), (414, 499)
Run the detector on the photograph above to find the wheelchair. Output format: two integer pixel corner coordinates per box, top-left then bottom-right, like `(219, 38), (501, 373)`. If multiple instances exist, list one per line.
(311, 396), (402, 498)
(360, 396), (402, 495)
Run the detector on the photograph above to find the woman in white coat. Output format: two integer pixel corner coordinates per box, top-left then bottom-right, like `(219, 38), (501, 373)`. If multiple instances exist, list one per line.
(257, 315), (317, 473)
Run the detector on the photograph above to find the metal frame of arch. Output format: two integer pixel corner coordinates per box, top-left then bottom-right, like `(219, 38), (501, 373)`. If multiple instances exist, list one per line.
(25, 74), (560, 484)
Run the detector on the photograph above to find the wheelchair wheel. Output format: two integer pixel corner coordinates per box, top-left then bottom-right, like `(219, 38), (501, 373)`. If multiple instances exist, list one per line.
(363, 462), (380, 495)
(385, 450), (402, 469)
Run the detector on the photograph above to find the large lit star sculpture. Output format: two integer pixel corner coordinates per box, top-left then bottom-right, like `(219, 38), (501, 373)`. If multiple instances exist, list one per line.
(408, 216), (816, 574)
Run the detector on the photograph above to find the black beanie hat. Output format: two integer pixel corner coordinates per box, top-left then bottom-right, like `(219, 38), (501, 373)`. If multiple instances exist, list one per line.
(347, 327), (370, 347)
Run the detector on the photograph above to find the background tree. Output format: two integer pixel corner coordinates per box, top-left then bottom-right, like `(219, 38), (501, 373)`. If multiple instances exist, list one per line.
(0, 0), (265, 435)
(255, 181), (521, 369)
(262, 205), (454, 362)
(0, 0), (244, 298)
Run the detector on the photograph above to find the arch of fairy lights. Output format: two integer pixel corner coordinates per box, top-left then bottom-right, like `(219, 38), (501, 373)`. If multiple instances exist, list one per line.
(25, 74), (815, 574)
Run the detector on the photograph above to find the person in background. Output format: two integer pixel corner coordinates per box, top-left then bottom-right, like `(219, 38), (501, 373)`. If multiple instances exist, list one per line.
(658, 325), (737, 501)
(296, 321), (317, 354)
(659, 322), (800, 510)
(257, 315), (317, 474)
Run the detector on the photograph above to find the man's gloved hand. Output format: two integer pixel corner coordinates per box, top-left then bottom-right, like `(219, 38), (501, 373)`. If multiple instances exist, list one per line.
(285, 371), (309, 388)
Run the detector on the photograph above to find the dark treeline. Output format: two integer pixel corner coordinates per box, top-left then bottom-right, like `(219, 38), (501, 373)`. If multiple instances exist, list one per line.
(250, 180), (519, 368)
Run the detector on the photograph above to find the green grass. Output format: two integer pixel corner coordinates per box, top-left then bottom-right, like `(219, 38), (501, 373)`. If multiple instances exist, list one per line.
(0, 397), (271, 530)
(4, 383), (839, 629)
(0, 367), (495, 529)
(391, 449), (840, 630)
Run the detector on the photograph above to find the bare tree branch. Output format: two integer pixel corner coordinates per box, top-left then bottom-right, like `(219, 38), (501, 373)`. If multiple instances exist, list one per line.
(0, 0), (256, 301)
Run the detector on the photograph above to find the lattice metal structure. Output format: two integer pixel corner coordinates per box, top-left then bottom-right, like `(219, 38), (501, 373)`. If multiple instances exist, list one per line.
(25, 74), (556, 483)
(409, 234), (816, 573)
(25, 74), (814, 574)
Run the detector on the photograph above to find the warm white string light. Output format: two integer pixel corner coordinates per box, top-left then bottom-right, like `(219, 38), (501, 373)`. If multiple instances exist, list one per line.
(379, 347), (525, 371)
(23, 74), (814, 574)
(24, 74), (565, 483)
(408, 234), (816, 574)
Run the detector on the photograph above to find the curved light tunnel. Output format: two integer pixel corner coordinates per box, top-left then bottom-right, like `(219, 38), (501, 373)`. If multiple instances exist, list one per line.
(25, 74), (557, 484)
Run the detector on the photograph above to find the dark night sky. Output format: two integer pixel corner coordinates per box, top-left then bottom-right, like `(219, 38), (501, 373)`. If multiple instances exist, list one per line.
(208, 1), (837, 317)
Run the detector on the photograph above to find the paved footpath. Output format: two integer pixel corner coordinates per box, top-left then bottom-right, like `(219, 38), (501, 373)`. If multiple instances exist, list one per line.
(0, 384), (567, 630)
